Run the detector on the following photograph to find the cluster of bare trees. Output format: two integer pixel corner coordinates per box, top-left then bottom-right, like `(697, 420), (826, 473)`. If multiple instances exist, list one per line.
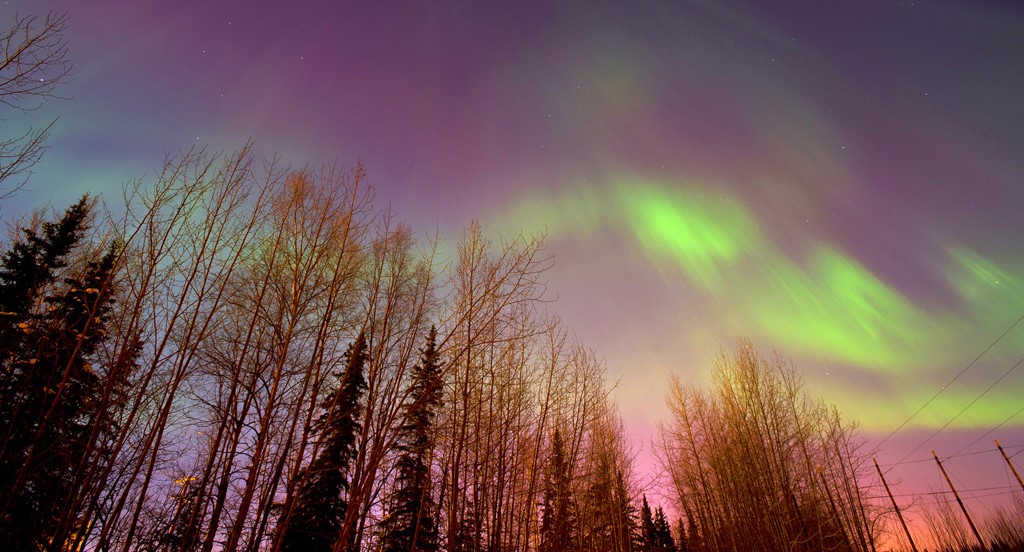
(0, 146), (639, 551)
(658, 340), (878, 552)
(918, 460), (1024, 551)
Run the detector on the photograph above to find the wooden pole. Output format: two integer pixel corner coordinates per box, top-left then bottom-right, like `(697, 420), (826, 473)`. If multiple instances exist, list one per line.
(873, 458), (918, 552)
(931, 450), (985, 549)
(996, 439), (1024, 493)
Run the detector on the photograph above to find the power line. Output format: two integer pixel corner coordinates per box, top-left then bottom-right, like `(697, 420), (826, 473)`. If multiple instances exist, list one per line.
(950, 404), (1024, 458)
(869, 488), (1023, 507)
(863, 483), (1024, 500)
(890, 354), (1024, 468)
(876, 313), (1024, 450)
(878, 312), (1024, 451)
(876, 443), (1024, 468)
(951, 464), (996, 520)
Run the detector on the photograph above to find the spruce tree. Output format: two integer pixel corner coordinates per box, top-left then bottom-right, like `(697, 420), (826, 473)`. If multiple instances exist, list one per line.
(653, 506), (675, 552)
(674, 517), (689, 552)
(278, 332), (369, 552)
(0, 197), (122, 549)
(450, 499), (482, 552)
(640, 495), (656, 551)
(640, 497), (677, 552)
(380, 326), (443, 552)
(684, 515), (700, 552)
(583, 458), (636, 552)
(540, 427), (574, 552)
(614, 469), (638, 552)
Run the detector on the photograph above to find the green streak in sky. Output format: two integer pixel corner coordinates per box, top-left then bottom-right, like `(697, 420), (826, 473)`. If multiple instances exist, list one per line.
(489, 179), (1024, 431)
(754, 249), (940, 369)
(616, 178), (942, 368)
(947, 246), (1022, 304)
(825, 384), (1024, 431)
(486, 182), (603, 239)
(946, 245), (1024, 350)
(619, 182), (757, 290)
(614, 178), (965, 370)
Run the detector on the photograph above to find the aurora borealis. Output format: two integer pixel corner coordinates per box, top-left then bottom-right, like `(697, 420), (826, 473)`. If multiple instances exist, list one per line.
(5, 0), (1024, 522)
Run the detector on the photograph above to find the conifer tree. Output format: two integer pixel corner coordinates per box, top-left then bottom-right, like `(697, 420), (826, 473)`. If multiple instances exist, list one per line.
(540, 427), (574, 552)
(450, 499), (482, 552)
(614, 469), (638, 552)
(674, 517), (689, 552)
(380, 326), (443, 552)
(653, 506), (675, 552)
(0, 197), (121, 549)
(277, 332), (369, 552)
(640, 497), (676, 552)
(640, 495), (656, 551)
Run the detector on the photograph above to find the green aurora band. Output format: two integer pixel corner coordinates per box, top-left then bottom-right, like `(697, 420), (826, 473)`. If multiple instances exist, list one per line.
(619, 183), (757, 291)
(489, 176), (1024, 430)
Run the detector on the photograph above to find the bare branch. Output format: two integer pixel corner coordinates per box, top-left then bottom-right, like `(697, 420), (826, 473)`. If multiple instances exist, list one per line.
(0, 11), (71, 197)
(0, 11), (72, 110)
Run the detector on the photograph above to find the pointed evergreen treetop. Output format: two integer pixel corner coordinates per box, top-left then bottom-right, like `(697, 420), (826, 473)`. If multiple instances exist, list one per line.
(381, 326), (443, 552)
(0, 197), (124, 550)
(278, 332), (369, 552)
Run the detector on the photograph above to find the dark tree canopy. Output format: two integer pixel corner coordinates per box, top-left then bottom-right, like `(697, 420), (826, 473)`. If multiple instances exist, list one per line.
(641, 495), (656, 551)
(540, 427), (575, 552)
(381, 326), (444, 552)
(640, 496), (676, 552)
(0, 197), (122, 550)
(653, 505), (675, 552)
(277, 332), (369, 552)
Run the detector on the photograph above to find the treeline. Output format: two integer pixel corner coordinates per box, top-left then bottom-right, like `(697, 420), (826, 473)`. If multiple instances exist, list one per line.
(5, 9), (1021, 552)
(658, 343), (878, 552)
(0, 15), (881, 551)
(0, 146), (894, 552)
(0, 147), (653, 551)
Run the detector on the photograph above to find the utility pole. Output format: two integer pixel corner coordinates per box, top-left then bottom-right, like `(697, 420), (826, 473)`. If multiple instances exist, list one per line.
(996, 439), (1024, 493)
(873, 458), (918, 552)
(932, 450), (985, 550)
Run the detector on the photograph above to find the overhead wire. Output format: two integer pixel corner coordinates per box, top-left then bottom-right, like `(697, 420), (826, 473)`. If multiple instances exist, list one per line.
(889, 354), (1024, 469)
(877, 311), (1024, 452)
(950, 403), (1024, 458)
(951, 465), (996, 519)
(876, 443), (1024, 469)
(863, 483), (1024, 500)
(887, 488), (1022, 508)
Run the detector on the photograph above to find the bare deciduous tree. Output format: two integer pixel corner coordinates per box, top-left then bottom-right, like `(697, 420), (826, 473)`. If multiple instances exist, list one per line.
(658, 339), (877, 552)
(0, 11), (71, 197)
(0, 145), (641, 551)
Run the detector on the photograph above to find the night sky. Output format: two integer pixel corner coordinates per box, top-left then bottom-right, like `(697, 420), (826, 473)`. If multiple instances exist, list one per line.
(6, 0), (1024, 522)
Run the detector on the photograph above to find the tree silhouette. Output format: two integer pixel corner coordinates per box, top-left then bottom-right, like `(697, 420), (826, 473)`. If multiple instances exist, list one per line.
(640, 496), (676, 552)
(653, 505), (675, 552)
(380, 326), (443, 552)
(159, 475), (202, 551)
(674, 517), (690, 552)
(540, 427), (575, 552)
(658, 339), (876, 551)
(640, 495), (656, 551)
(0, 197), (121, 549)
(277, 332), (369, 552)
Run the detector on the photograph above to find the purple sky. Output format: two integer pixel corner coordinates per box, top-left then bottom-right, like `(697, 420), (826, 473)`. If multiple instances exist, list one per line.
(5, 0), (1024, 537)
